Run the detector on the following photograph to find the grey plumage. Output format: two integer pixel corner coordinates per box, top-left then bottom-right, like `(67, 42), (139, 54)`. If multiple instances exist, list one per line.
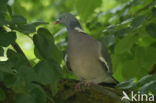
(57, 13), (117, 84)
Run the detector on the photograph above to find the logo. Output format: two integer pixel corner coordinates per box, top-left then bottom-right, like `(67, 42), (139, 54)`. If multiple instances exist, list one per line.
(121, 91), (155, 102)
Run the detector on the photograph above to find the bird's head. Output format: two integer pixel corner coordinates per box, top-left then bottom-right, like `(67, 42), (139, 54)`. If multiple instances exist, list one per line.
(54, 13), (81, 30)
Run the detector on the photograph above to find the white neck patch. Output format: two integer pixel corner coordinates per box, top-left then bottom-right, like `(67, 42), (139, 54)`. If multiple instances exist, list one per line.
(74, 27), (83, 32)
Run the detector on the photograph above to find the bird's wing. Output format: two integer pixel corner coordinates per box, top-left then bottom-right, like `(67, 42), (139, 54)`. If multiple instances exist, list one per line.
(98, 42), (113, 74)
(64, 53), (72, 71)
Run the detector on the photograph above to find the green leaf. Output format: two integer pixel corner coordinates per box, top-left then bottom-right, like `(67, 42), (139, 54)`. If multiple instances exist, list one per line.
(141, 80), (156, 95)
(37, 28), (54, 41)
(11, 15), (27, 24)
(17, 66), (37, 83)
(0, 47), (4, 56)
(32, 21), (49, 26)
(30, 88), (46, 103)
(135, 74), (156, 89)
(34, 60), (61, 85)
(7, 49), (28, 69)
(0, 61), (15, 74)
(33, 28), (62, 63)
(14, 88), (47, 103)
(116, 79), (135, 90)
(0, 72), (4, 81)
(146, 23), (156, 38)
(131, 15), (146, 29)
(14, 93), (34, 103)
(122, 59), (144, 79)
(3, 73), (17, 87)
(0, 2), (7, 17)
(152, 6), (156, 16)
(75, 0), (102, 21)
(0, 88), (6, 101)
(135, 47), (156, 70)
(0, 31), (16, 47)
(18, 23), (36, 34)
(0, 18), (8, 26)
(100, 35), (115, 46)
(115, 34), (137, 54)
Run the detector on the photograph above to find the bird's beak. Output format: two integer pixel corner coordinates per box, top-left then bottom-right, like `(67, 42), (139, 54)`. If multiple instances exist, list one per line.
(54, 19), (60, 24)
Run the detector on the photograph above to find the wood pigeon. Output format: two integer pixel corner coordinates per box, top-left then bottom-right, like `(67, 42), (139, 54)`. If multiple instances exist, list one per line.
(55, 13), (118, 87)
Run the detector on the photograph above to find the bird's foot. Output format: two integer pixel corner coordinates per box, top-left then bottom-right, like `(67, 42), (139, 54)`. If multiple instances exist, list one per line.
(75, 82), (96, 91)
(75, 82), (84, 91)
(85, 82), (95, 89)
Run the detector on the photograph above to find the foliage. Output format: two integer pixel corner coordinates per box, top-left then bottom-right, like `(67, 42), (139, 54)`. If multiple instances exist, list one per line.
(0, 0), (156, 102)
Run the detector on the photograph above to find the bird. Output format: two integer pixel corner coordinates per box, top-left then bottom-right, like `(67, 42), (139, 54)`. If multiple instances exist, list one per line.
(54, 13), (118, 88)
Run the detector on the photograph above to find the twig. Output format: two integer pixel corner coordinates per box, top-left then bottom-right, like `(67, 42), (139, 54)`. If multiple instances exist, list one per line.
(90, 84), (130, 103)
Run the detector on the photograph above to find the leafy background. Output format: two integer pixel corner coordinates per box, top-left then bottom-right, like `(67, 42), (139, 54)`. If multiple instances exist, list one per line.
(0, 0), (156, 102)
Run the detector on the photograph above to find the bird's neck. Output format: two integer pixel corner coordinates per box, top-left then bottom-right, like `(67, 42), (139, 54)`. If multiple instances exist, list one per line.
(66, 21), (82, 31)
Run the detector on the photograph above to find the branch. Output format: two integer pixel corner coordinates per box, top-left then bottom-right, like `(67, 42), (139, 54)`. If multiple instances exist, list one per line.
(53, 79), (130, 103)
(91, 84), (130, 103)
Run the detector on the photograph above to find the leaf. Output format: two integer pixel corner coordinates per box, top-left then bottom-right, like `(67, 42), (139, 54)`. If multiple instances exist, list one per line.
(30, 88), (46, 103)
(34, 60), (61, 85)
(11, 15), (27, 24)
(100, 34), (115, 46)
(37, 28), (54, 41)
(152, 6), (156, 16)
(115, 34), (137, 54)
(145, 23), (156, 38)
(0, 18), (8, 26)
(7, 49), (28, 69)
(0, 47), (4, 56)
(18, 23), (36, 34)
(17, 66), (37, 83)
(0, 88), (6, 101)
(75, 0), (102, 21)
(32, 21), (49, 26)
(14, 93), (34, 103)
(135, 74), (156, 88)
(141, 80), (156, 95)
(122, 59), (144, 79)
(135, 47), (156, 70)
(0, 2), (7, 17)
(33, 28), (62, 63)
(3, 73), (17, 88)
(131, 15), (146, 29)
(116, 79), (135, 90)
(0, 31), (16, 47)
(14, 88), (47, 103)
(0, 62), (15, 74)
